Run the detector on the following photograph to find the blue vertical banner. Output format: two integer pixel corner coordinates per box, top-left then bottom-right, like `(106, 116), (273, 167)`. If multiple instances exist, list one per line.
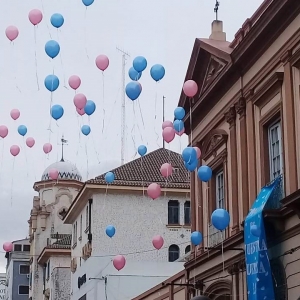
(244, 178), (280, 300)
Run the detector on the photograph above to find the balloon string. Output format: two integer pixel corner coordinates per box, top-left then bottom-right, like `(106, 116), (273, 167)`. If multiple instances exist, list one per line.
(85, 137), (89, 180)
(56, 30), (68, 89)
(10, 157), (15, 206)
(131, 103), (137, 156)
(101, 72), (105, 134)
(84, 8), (89, 59)
(190, 98), (193, 146)
(34, 27), (40, 91)
(154, 84), (160, 147)
(0, 139), (4, 185)
(10, 43), (21, 93)
(75, 114), (81, 165)
(221, 231), (225, 272)
(137, 99), (145, 130)
(23, 137), (29, 178)
(206, 185), (210, 258)
(102, 184), (108, 212)
(141, 158), (144, 197)
(40, 0), (52, 39)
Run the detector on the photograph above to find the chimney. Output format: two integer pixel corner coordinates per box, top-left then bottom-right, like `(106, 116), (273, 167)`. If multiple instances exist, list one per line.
(209, 20), (226, 41)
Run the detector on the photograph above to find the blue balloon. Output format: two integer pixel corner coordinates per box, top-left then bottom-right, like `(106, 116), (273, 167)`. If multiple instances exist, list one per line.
(250, 224), (261, 237)
(128, 67), (142, 81)
(44, 75), (59, 92)
(105, 171), (115, 183)
(184, 159), (198, 172)
(174, 107), (186, 120)
(133, 56), (147, 72)
(197, 165), (212, 182)
(150, 64), (165, 81)
(191, 231), (202, 246)
(182, 147), (197, 164)
(17, 125), (27, 136)
(138, 145), (147, 156)
(45, 40), (60, 59)
(125, 81), (142, 101)
(173, 120), (184, 133)
(81, 125), (91, 136)
(82, 0), (94, 6)
(211, 209), (230, 231)
(51, 104), (64, 120)
(105, 225), (116, 238)
(84, 100), (96, 116)
(50, 13), (64, 28)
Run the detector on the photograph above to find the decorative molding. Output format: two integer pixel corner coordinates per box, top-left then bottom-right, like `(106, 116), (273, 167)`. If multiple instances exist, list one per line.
(227, 262), (240, 275)
(280, 49), (293, 64)
(224, 106), (236, 128)
(55, 191), (73, 205)
(201, 129), (228, 160)
(204, 279), (232, 298)
(235, 96), (246, 118)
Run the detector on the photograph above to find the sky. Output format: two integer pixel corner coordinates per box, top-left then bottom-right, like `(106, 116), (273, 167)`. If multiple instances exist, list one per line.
(0, 0), (264, 272)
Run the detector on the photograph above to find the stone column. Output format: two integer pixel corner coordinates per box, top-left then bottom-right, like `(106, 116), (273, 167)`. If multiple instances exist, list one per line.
(227, 262), (240, 300)
(225, 106), (239, 234)
(236, 97), (249, 218)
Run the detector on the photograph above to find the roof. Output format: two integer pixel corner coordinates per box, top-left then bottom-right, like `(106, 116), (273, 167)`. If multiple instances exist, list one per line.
(87, 148), (190, 189)
(46, 234), (71, 249)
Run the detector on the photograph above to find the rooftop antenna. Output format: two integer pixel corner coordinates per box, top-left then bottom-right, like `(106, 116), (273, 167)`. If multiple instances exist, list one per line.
(163, 96), (166, 149)
(214, 0), (220, 21)
(116, 47), (130, 165)
(59, 135), (68, 162)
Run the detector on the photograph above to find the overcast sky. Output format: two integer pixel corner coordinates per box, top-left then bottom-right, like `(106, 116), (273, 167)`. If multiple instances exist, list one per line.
(0, 0), (263, 271)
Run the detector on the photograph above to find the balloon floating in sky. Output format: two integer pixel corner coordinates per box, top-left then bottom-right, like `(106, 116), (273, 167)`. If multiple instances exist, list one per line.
(147, 183), (161, 200)
(43, 143), (52, 154)
(10, 109), (20, 120)
(84, 100), (96, 116)
(45, 40), (60, 59)
(176, 128), (185, 137)
(26, 137), (35, 148)
(0, 125), (8, 138)
(162, 120), (173, 130)
(44, 75), (60, 92)
(174, 107), (186, 120)
(81, 125), (91, 136)
(10, 145), (20, 157)
(182, 147), (197, 164)
(74, 93), (87, 109)
(138, 145), (147, 156)
(150, 64), (165, 82)
(125, 81), (142, 101)
(18, 125), (27, 137)
(160, 163), (172, 178)
(3, 242), (13, 252)
(183, 80), (198, 98)
(5, 26), (19, 41)
(133, 56), (147, 72)
(185, 159), (198, 172)
(69, 75), (81, 90)
(191, 231), (203, 246)
(128, 67), (142, 81)
(82, 0), (94, 6)
(173, 119), (184, 133)
(105, 225), (116, 238)
(197, 165), (212, 182)
(51, 104), (64, 120)
(50, 13), (64, 28)
(105, 171), (115, 183)
(95, 55), (109, 71)
(152, 235), (164, 250)
(76, 107), (85, 116)
(113, 255), (126, 271)
(162, 127), (175, 143)
(28, 9), (43, 26)
(49, 169), (59, 180)
(193, 147), (201, 159)
(211, 209), (230, 231)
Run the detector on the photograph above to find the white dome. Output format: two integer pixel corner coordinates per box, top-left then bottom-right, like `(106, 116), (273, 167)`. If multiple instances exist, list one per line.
(41, 160), (82, 181)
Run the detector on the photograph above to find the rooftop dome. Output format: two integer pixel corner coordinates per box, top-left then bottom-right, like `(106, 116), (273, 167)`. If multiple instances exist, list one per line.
(41, 159), (82, 181)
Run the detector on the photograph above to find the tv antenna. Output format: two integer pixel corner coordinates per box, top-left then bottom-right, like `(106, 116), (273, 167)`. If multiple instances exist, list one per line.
(214, 1), (220, 21)
(116, 47), (130, 165)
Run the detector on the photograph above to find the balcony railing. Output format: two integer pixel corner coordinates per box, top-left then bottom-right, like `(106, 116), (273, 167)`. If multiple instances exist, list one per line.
(208, 224), (223, 248)
(265, 175), (284, 210)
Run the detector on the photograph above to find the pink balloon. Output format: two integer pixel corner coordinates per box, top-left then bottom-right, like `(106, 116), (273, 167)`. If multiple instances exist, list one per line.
(3, 242), (13, 252)
(95, 55), (109, 71)
(113, 255), (126, 271)
(43, 143), (52, 154)
(193, 147), (201, 159)
(73, 93), (87, 109)
(10, 145), (20, 157)
(0, 125), (8, 138)
(176, 128), (185, 136)
(147, 183), (161, 200)
(10, 109), (20, 120)
(183, 80), (198, 98)
(160, 163), (173, 178)
(69, 75), (81, 90)
(76, 107), (85, 116)
(5, 26), (19, 41)
(49, 169), (59, 180)
(28, 9), (43, 25)
(162, 127), (175, 143)
(152, 235), (164, 250)
(26, 137), (35, 148)
(162, 120), (173, 130)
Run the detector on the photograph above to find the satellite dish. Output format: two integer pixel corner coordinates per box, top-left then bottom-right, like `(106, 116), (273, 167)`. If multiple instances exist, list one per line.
(190, 296), (211, 300)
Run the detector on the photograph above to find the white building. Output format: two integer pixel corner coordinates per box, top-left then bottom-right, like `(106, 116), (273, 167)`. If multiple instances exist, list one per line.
(64, 148), (191, 300)
(4, 239), (30, 300)
(27, 158), (83, 300)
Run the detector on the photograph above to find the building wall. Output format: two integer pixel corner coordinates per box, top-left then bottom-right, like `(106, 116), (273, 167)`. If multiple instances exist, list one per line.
(51, 267), (71, 300)
(11, 261), (30, 300)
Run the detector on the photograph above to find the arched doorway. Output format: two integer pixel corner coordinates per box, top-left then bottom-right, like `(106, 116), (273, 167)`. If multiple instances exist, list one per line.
(204, 280), (232, 300)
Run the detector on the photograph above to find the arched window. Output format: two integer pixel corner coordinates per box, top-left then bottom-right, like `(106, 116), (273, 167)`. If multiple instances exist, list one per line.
(168, 244), (180, 262)
(185, 245), (191, 254)
(168, 200), (179, 225)
(184, 201), (191, 225)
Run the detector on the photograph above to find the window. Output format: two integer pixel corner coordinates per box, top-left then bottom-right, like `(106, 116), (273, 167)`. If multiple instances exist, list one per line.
(216, 170), (225, 209)
(23, 245), (30, 252)
(185, 245), (191, 254)
(184, 201), (191, 225)
(47, 261), (50, 280)
(168, 200), (179, 225)
(18, 285), (29, 295)
(168, 245), (180, 262)
(14, 244), (22, 251)
(86, 206), (89, 229)
(268, 122), (282, 181)
(80, 215), (83, 239)
(19, 265), (30, 275)
(73, 223), (77, 245)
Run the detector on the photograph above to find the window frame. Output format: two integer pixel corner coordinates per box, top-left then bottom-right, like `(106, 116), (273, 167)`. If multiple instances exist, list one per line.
(168, 200), (180, 225)
(46, 261), (50, 281)
(85, 206), (89, 230)
(79, 214), (83, 240)
(184, 201), (191, 225)
(18, 285), (29, 295)
(19, 264), (30, 275)
(215, 169), (225, 209)
(14, 244), (22, 252)
(168, 244), (180, 262)
(23, 245), (30, 252)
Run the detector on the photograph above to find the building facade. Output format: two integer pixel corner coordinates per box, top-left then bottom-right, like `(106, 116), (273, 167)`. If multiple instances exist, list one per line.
(5, 239), (30, 300)
(133, 0), (300, 299)
(0, 273), (5, 300)
(27, 159), (83, 300)
(63, 148), (191, 300)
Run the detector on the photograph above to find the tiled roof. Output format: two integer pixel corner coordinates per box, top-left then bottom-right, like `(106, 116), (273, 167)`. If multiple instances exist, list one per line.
(46, 234), (71, 249)
(87, 148), (190, 189)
